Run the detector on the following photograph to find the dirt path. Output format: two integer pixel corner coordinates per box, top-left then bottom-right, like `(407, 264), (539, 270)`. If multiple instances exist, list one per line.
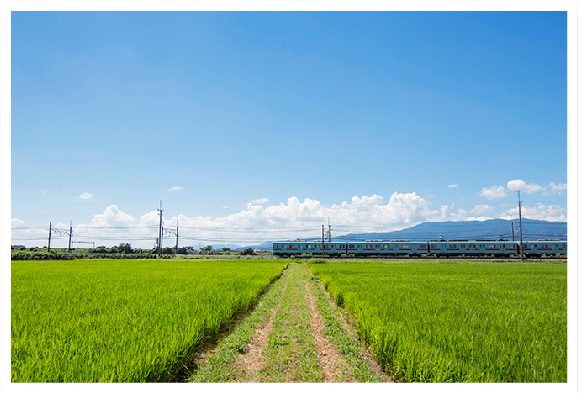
(304, 280), (353, 382)
(232, 266), (291, 381)
(189, 263), (389, 383)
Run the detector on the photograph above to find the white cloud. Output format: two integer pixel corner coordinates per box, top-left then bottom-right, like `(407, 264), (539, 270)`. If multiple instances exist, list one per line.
(11, 218), (25, 227)
(40, 190), (46, 195)
(428, 204), (497, 223)
(471, 204), (496, 215)
(222, 206), (229, 209)
(80, 205), (136, 227)
(161, 193), (436, 245)
(549, 182), (567, 194)
(465, 216), (494, 222)
(500, 204), (567, 222)
(448, 184), (458, 188)
(78, 192), (93, 200)
(479, 185), (507, 200)
(506, 179), (546, 194)
(14, 189), (568, 249)
(168, 186), (183, 192)
(430, 205), (467, 222)
(247, 198), (269, 209)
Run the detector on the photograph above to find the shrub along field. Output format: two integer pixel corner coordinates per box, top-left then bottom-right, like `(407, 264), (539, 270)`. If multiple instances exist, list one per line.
(308, 260), (567, 382)
(11, 259), (286, 382)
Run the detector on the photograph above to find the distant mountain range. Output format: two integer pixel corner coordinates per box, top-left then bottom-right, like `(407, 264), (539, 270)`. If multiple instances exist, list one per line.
(234, 218), (567, 251)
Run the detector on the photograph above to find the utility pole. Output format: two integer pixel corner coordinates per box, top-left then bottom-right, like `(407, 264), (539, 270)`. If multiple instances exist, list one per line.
(158, 201), (163, 257)
(322, 224), (325, 258)
(48, 222), (52, 251)
(518, 191), (524, 261)
(511, 221), (515, 241)
(68, 221), (72, 252)
(175, 220), (179, 254)
(328, 218), (331, 243)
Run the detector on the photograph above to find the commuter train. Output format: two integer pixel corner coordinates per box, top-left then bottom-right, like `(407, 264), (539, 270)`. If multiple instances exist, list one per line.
(272, 240), (567, 258)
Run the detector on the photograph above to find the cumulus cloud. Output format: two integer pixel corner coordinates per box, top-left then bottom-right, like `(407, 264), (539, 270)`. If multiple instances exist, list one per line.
(500, 204), (567, 222)
(13, 190), (568, 248)
(78, 192), (93, 200)
(222, 206), (229, 209)
(71, 192), (563, 248)
(427, 204), (498, 222)
(168, 186), (183, 191)
(429, 205), (469, 222)
(161, 193), (436, 246)
(471, 204), (496, 215)
(479, 185), (507, 200)
(79, 205), (136, 227)
(246, 198), (269, 209)
(506, 179), (546, 194)
(448, 184), (458, 188)
(11, 218), (25, 227)
(549, 182), (567, 194)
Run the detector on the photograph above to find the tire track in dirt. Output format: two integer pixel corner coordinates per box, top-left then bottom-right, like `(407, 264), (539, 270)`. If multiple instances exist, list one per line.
(231, 265), (292, 381)
(312, 277), (393, 382)
(304, 280), (354, 382)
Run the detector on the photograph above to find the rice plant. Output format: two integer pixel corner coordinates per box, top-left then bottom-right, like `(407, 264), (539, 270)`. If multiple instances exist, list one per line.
(308, 260), (566, 382)
(11, 259), (286, 382)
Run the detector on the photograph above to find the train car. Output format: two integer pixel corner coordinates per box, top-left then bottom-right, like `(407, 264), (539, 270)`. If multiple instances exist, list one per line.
(345, 241), (428, 256)
(522, 241), (567, 258)
(272, 242), (303, 256)
(272, 242), (348, 256)
(319, 242), (348, 256)
(346, 242), (383, 256)
(272, 240), (566, 258)
(385, 241), (429, 256)
(429, 241), (519, 257)
(429, 241), (466, 257)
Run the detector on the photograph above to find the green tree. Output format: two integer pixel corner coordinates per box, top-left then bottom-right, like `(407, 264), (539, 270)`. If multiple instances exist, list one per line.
(241, 247), (255, 255)
(118, 243), (133, 254)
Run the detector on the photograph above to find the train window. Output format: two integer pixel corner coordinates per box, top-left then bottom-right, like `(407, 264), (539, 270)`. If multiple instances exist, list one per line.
(384, 244), (389, 248)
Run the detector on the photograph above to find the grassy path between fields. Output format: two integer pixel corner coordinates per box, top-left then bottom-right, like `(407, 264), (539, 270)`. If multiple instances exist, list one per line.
(188, 263), (391, 383)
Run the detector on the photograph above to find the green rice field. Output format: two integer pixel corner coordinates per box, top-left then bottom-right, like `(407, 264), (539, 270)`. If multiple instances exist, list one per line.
(11, 259), (286, 382)
(308, 260), (567, 382)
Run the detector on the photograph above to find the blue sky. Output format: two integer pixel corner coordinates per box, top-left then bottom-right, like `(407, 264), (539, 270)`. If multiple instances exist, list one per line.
(9, 11), (570, 248)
